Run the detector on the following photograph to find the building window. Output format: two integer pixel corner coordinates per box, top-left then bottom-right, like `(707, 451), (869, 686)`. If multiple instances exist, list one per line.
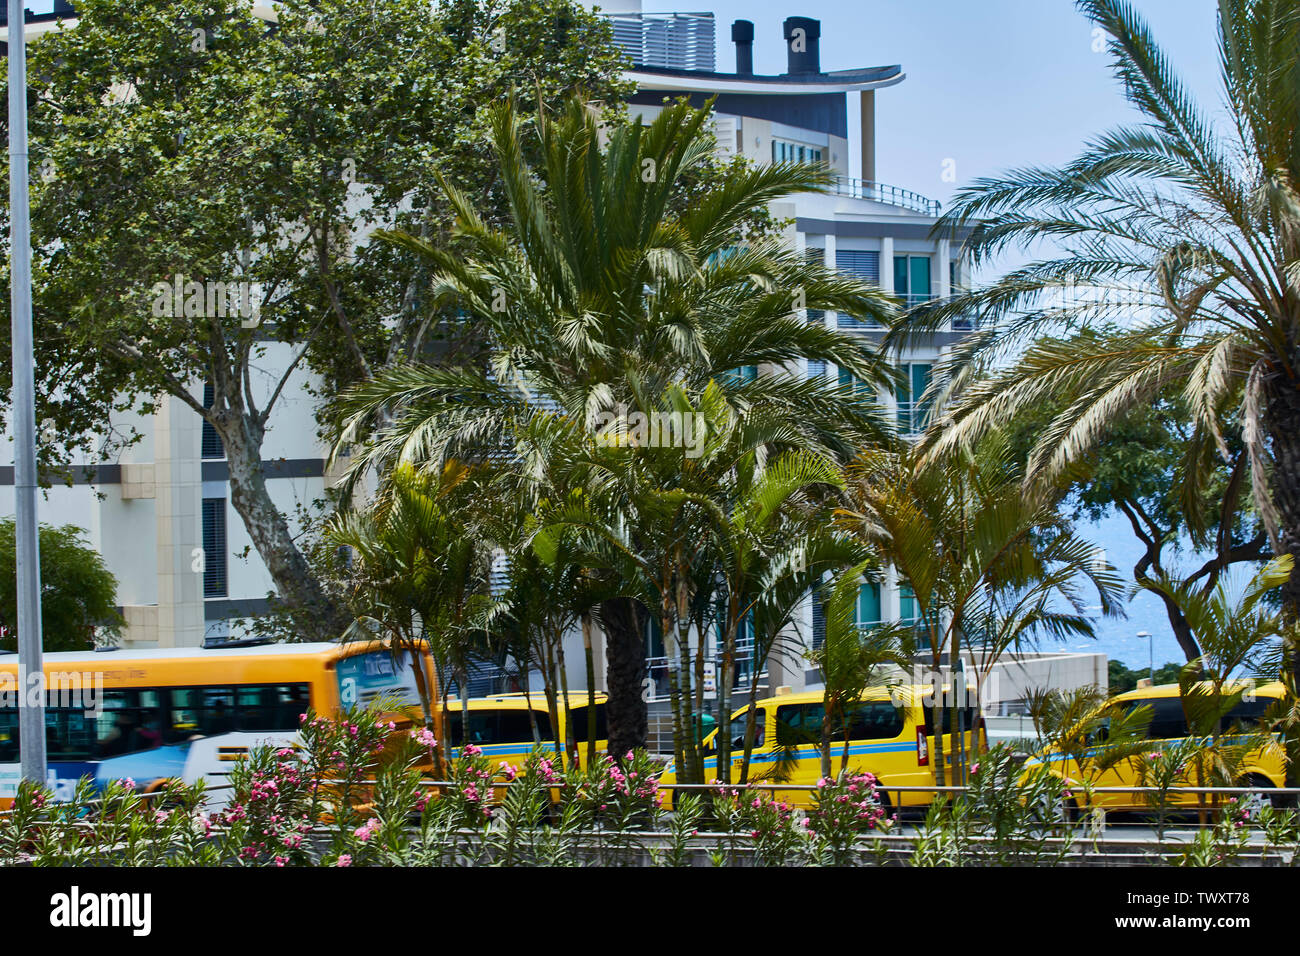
(811, 586), (826, 650)
(837, 366), (872, 398)
(724, 365), (759, 386)
(893, 255), (933, 308)
(896, 363), (933, 435)
(855, 581), (881, 631)
(835, 250), (882, 328)
(772, 138), (823, 165)
(201, 382), (225, 460)
(899, 583), (918, 625)
(951, 259), (976, 330)
(202, 498), (228, 597)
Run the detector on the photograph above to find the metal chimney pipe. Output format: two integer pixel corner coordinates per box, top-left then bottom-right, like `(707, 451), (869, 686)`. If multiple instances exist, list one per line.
(731, 20), (754, 75)
(782, 16), (821, 75)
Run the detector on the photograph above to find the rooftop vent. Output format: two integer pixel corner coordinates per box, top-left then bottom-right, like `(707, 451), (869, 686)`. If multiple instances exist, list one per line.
(731, 19), (754, 75)
(782, 16), (821, 75)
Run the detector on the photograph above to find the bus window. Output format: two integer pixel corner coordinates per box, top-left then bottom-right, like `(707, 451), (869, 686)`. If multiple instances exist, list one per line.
(273, 685), (311, 728)
(128, 690), (165, 751)
(0, 708), (16, 762)
(46, 709), (96, 760)
(97, 690), (145, 757)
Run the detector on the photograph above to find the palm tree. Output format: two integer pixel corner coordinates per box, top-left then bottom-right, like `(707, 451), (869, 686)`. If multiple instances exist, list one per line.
(334, 94), (897, 755)
(806, 560), (910, 778)
(532, 383), (848, 782)
(892, 0), (1300, 619)
(835, 434), (1125, 785)
(327, 462), (492, 775)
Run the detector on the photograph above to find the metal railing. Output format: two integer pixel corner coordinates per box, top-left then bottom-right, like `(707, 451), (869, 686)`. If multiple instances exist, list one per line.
(831, 177), (942, 217)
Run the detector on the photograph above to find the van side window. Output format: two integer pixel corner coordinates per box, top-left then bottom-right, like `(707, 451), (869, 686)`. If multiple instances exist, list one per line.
(569, 703), (607, 742)
(775, 701), (905, 745)
(1220, 695), (1276, 734)
(775, 703), (822, 746)
(845, 700), (906, 740)
(727, 709), (766, 750)
(446, 709), (553, 747)
(1130, 698), (1188, 739)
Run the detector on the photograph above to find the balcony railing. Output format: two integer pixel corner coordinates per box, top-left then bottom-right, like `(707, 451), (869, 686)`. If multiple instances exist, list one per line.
(831, 178), (942, 217)
(644, 654), (764, 702)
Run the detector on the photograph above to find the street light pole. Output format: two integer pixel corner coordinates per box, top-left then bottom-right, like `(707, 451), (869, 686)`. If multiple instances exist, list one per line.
(1136, 631), (1152, 685)
(6, 0), (48, 784)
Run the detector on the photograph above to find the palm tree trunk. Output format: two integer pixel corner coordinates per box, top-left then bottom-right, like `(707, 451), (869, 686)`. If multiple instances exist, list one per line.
(556, 626), (576, 768)
(1264, 357), (1300, 785)
(598, 597), (647, 758)
(582, 613), (597, 766)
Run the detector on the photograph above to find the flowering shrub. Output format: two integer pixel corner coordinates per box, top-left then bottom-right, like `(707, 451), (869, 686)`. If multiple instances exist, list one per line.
(0, 776), (220, 867)
(222, 747), (315, 867)
(807, 771), (890, 865)
(2, 713), (1293, 867)
(713, 785), (804, 866)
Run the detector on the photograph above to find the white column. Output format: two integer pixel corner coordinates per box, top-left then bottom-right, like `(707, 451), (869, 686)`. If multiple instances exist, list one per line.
(153, 393), (205, 648)
(823, 233), (837, 332)
(938, 238), (951, 299)
(880, 236), (894, 295)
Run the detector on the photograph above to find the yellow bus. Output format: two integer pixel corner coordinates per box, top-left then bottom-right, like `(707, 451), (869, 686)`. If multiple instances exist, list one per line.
(660, 686), (984, 810)
(0, 640), (436, 808)
(441, 692), (609, 769)
(1026, 680), (1289, 811)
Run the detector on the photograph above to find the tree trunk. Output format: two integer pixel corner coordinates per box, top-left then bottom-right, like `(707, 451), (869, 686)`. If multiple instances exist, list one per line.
(599, 596), (647, 758)
(1263, 357), (1300, 616)
(217, 409), (348, 641)
(582, 613), (597, 767)
(1263, 353), (1300, 786)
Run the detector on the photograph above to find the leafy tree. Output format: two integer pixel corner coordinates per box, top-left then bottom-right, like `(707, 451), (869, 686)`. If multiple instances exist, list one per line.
(1004, 387), (1269, 661)
(1108, 659), (1183, 695)
(5, 0), (631, 640)
(837, 434), (1125, 785)
(806, 560), (908, 777)
(326, 462), (493, 773)
(0, 519), (124, 651)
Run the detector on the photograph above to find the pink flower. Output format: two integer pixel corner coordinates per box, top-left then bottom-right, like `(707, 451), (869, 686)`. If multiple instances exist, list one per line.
(413, 728), (437, 748)
(336, 854), (352, 867)
(353, 818), (381, 843)
(463, 743), (482, 757)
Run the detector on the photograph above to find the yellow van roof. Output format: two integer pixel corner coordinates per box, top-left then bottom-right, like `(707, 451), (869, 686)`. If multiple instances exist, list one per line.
(1111, 680), (1286, 703)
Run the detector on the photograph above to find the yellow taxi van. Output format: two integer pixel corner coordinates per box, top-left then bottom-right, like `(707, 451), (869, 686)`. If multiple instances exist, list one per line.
(659, 685), (984, 809)
(1026, 680), (1289, 810)
(441, 692), (609, 769)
